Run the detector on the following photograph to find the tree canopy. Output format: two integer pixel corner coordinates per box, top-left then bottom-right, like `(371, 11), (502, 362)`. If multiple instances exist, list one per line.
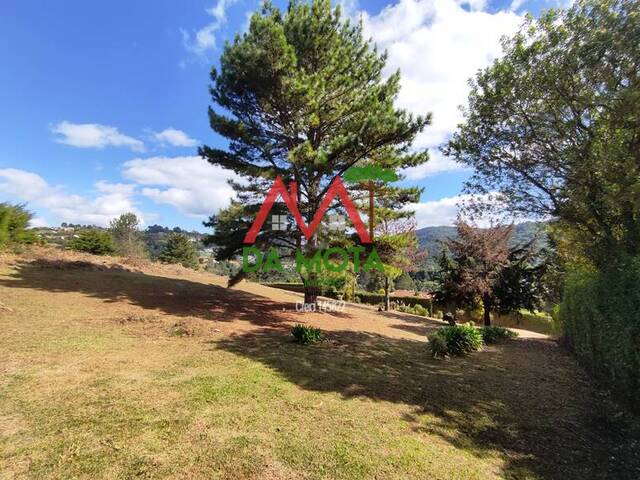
(109, 213), (147, 259)
(67, 229), (116, 256)
(444, 0), (640, 265)
(437, 221), (544, 325)
(159, 233), (199, 269)
(202, 0), (430, 300)
(0, 203), (36, 248)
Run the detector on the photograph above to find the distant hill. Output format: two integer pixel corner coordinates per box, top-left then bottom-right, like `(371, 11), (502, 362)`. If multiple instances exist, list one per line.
(416, 221), (548, 269)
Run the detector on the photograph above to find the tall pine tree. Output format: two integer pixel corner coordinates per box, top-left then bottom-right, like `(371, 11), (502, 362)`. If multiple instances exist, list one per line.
(202, 0), (430, 303)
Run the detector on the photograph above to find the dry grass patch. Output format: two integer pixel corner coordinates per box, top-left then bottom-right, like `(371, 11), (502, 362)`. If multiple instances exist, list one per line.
(0, 248), (639, 479)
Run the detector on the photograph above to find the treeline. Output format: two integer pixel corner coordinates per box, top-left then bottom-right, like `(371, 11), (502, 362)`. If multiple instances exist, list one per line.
(0, 208), (204, 270)
(65, 213), (201, 269)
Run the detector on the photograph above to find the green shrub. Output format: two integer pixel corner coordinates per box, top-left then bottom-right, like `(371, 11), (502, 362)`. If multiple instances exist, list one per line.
(413, 304), (428, 316)
(67, 229), (116, 255)
(480, 326), (518, 344)
(0, 203), (37, 249)
(159, 233), (199, 269)
(433, 310), (443, 320)
(291, 324), (324, 345)
(429, 323), (483, 357)
(559, 256), (640, 406)
(269, 286), (434, 313)
(396, 302), (411, 313)
(428, 333), (448, 358)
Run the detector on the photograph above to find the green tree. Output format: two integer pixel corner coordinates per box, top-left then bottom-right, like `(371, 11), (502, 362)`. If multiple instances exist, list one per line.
(159, 233), (199, 269)
(0, 203), (36, 248)
(202, 0), (430, 305)
(67, 229), (116, 255)
(375, 217), (426, 311)
(109, 213), (147, 258)
(444, 0), (640, 266)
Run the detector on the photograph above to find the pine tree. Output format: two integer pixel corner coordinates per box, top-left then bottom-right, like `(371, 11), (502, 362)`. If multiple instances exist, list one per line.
(202, 0), (430, 304)
(109, 213), (147, 259)
(159, 233), (199, 269)
(0, 203), (36, 248)
(67, 229), (116, 256)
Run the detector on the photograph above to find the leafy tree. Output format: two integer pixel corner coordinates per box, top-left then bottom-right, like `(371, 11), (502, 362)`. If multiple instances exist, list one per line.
(444, 0), (640, 266)
(67, 229), (116, 255)
(202, 0), (430, 305)
(437, 221), (543, 326)
(159, 233), (199, 269)
(375, 217), (426, 310)
(492, 240), (546, 316)
(109, 213), (147, 258)
(0, 203), (37, 248)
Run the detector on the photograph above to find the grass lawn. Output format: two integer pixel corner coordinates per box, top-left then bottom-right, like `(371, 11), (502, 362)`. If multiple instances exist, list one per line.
(0, 249), (639, 479)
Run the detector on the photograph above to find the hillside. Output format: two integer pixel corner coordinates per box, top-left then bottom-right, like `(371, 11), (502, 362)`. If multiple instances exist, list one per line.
(416, 221), (548, 268)
(1, 247), (639, 479)
(31, 224), (212, 260)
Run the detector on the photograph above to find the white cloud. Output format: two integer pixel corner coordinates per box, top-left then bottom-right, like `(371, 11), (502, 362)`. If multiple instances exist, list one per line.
(122, 156), (239, 217)
(0, 168), (146, 227)
(182, 0), (240, 56)
(51, 121), (144, 152)
(29, 217), (49, 228)
(403, 149), (467, 179)
(410, 194), (468, 227)
(359, 0), (523, 178)
(152, 128), (198, 147)
(410, 191), (521, 227)
(337, 0), (361, 19)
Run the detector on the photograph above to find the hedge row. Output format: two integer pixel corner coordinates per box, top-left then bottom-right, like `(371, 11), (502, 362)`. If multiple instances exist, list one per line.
(353, 292), (433, 311)
(265, 283), (433, 312)
(559, 256), (640, 409)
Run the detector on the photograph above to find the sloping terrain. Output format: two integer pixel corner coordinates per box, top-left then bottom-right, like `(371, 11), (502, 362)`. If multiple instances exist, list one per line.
(0, 248), (638, 479)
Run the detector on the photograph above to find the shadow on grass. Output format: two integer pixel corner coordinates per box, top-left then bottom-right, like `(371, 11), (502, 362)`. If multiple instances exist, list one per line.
(214, 329), (640, 480)
(3, 259), (639, 478)
(0, 259), (348, 327)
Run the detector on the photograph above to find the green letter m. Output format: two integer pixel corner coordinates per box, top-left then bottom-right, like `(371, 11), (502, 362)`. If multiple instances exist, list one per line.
(296, 249), (323, 274)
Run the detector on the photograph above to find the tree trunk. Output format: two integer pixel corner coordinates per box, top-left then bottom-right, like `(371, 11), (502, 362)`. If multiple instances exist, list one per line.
(482, 294), (491, 326)
(303, 233), (319, 308)
(303, 279), (319, 306)
(368, 180), (375, 241)
(384, 275), (390, 311)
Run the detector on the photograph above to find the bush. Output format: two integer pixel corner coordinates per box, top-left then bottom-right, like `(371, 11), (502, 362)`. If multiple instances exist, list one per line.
(429, 332), (448, 357)
(159, 233), (199, 269)
(559, 256), (640, 407)
(291, 324), (324, 345)
(67, 229), (115, 255)
(0, 203), (37, 249)
(413, 304), (428, 316)
(480, 326), (518, 344)
(429, 323), (483, 357)
(356, 292), (432, 311)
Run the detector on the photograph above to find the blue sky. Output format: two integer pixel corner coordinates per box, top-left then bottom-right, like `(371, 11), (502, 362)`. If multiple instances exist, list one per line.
(0, 0), (557, 231)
